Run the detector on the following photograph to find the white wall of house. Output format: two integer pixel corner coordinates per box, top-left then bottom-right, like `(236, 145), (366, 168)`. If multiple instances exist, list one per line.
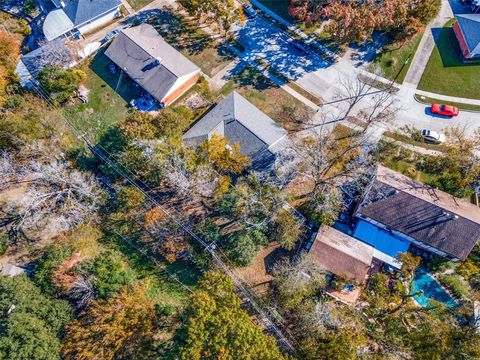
(162, 70), (201, 100)
(78, 8), (120, 35)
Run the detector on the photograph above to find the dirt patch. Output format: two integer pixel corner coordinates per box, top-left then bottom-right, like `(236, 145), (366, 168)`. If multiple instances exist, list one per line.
(235, 242), (288, 294)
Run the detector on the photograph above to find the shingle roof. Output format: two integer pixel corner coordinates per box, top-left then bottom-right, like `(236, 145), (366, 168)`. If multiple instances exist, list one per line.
(356, 165), (480, 260)
(309, 226), (374, 284)
(183, 91), (287, 164)
(104, 24), (200, 103)
(455, 14), (480, 54)
(59, 0), (122, 26)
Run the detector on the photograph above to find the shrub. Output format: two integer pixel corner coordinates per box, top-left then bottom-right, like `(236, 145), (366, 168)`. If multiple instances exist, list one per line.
(4, 94), (24, 109)
(34, 244), (73, 295)
(38, 66), (86, 105)
(0, 231), (8, 255)
(438, 274), (470, 300)
(76, 251), (136, 299)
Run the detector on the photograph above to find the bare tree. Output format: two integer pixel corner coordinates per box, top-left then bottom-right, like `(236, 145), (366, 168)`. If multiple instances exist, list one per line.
(0, 151), (103, 242)
(67, 277), (95, 312)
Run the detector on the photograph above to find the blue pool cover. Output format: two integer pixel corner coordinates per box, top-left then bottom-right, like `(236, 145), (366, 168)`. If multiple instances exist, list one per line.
(353, 220), (411, 258)
(412, 268), (456, 307)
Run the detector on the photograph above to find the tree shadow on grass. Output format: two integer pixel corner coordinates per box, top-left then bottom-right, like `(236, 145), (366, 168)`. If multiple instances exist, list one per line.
(145, 8), (212, 56)
(230, 65), (278, 91)
(89, 47), (142, 104)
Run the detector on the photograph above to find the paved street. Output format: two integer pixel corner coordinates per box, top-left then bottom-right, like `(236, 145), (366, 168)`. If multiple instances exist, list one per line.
(235, 13), (479, 136)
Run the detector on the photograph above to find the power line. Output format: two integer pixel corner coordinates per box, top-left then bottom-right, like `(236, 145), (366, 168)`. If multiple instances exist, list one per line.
(29, 82), (297, 353)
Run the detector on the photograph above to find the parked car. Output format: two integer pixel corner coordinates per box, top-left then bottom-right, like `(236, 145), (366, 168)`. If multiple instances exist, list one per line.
(421, 129), (445, 144)
(103, 29), (121, 42)
(431, 103), (459, 117)
(290, 39), (311, 55)
(242, 3), (257, 18)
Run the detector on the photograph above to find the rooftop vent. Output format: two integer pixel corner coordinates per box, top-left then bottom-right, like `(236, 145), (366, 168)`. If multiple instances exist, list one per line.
(155, 56), (162, 65)
(60, 0), (65, 7)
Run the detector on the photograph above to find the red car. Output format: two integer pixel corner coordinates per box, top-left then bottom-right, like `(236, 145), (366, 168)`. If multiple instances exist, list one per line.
(431, 104), (459, 117)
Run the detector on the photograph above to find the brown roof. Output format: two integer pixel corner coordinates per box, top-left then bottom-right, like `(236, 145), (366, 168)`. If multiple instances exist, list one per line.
(376, 165), (480, 224)
(357, 166), (480, 260)
(309, 226), (374, 284)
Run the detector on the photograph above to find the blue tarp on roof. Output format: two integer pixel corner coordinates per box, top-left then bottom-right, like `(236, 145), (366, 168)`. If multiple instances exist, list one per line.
(353, 220), (411, 258)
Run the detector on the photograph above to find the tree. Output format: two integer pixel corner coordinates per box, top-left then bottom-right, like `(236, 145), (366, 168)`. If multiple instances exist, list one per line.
(0, 275), (72, 360)
(272, 254), (328, 309)
(179, 0), (243, 34)
(271, 209), (303, 250)
(198, 134), (251, 174)
(34, 243), (74, 295)
(0, 30), (20, 99)
(77, 251), (136, 299)
(223, 227), (268, 266)
(38, 66), (86, 105)
(62, 283), (157, 360)
(0, 153), (103, 242)
(181, 271), (288, 360)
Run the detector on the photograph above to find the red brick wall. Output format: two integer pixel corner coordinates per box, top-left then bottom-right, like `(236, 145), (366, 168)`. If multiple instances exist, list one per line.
(162, 73), (200, 106)
(453, 21), (471, 59)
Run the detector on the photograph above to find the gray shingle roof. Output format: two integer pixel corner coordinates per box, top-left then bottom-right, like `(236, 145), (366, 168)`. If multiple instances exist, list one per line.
(59, 0), (122, 26)
(183, 91), (287, 165)
(456, 14), (480, 53)
(356, 166), (480, 260)
(104, 24), (200, 103)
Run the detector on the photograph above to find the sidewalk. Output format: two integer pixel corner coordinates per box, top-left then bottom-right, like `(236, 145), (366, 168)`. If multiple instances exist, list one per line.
(403, 0), (454, 87)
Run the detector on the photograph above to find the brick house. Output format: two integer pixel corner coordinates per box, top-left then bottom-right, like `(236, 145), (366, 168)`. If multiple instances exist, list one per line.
(105, 24), (201, 107)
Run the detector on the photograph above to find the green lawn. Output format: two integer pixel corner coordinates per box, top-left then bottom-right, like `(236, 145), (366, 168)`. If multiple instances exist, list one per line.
(148, 10), (235, 77)
(418, 22), (480, 99)
(371, 32), (423, 84)
(65, 50), (140, 141)
(219, 66), (314, 131)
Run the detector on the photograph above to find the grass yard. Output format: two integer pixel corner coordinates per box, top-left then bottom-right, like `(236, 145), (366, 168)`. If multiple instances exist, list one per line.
(418, 21), (480, 99)
(126, 0), (154, 10)
(218, 66), (314, 131)
(148, 10), (235, 77)
(65, 50), (140, 141)
(371, 32), (423, 84)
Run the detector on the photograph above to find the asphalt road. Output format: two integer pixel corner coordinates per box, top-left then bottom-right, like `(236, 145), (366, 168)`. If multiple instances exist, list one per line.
(236, 15), (479, 137)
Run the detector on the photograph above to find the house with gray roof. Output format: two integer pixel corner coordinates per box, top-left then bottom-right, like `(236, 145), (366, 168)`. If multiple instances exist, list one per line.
(104, 24), (201, 107)
(183, 91), (288, 169)
(16, 38), (76, 87)
(453, 14), (480, 59)
(43, 0), (122, 41)
(353, 165), (480, 262)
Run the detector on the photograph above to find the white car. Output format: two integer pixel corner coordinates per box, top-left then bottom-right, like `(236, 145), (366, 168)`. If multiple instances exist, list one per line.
(421, 129), (445, 144)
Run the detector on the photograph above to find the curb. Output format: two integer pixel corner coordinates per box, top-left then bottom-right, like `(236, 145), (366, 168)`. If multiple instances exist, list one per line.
(413, 94), (480, 114)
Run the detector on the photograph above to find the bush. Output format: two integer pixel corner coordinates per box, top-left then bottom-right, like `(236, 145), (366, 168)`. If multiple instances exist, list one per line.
(38, 66), (86, 105)
(4, 94), (25, 109)
(0, 232), (8, 255)
(437, 274), (470, 300)
(76, 251), (136, 299)
(23, 0), (38, 15)
(34, 244), (73, 295)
